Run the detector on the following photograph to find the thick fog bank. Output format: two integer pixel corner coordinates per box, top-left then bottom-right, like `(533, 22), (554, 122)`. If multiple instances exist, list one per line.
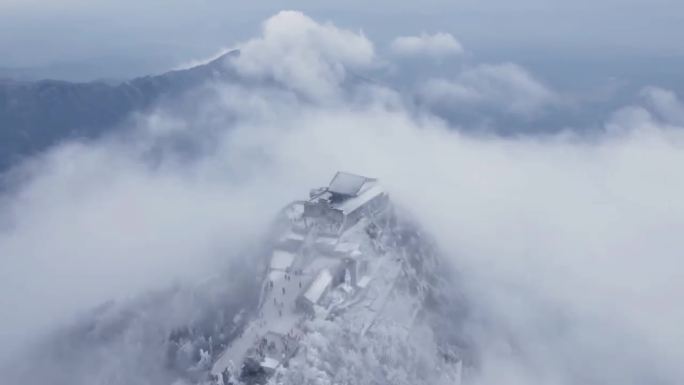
(1, 11), (683, 385)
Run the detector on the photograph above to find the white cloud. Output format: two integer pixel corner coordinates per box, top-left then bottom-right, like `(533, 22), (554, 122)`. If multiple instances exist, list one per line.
(640, 86), (684, 125)
(3, 77), (684, 385)
(1, 11), (684, 385)
(232, 94), (684, 384)
(607, 87), (684, 134)
(420, 62), (557, 115)
(229, 10), (375, 99)
(0, 131), (307, 365)
(390, 32), (464, 57)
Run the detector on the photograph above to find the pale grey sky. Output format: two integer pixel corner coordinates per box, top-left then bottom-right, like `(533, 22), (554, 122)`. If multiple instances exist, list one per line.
(1, 0), (682, 82)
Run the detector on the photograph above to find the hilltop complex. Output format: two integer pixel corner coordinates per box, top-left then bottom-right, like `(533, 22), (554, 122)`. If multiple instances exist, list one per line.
(208, 172), (464, 385)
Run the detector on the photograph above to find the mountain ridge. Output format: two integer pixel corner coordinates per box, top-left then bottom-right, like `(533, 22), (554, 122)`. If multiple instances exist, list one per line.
(0, 51), (239, 173)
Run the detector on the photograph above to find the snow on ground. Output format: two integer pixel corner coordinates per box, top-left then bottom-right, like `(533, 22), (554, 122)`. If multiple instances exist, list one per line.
(211, 265), (305, 377)
(210, 198), (417, 382)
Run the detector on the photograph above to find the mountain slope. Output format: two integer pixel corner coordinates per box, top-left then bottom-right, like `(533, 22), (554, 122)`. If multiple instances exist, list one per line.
(0, 176), (470, 385)
(0, 51), (238, 172)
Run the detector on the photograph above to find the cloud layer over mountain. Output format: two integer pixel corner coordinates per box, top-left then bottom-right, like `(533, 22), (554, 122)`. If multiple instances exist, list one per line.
(230, 11), (375, 99)
(390, 32), (464, 57)
(1, 10), (683, 385)
(420, 62), (557, 116)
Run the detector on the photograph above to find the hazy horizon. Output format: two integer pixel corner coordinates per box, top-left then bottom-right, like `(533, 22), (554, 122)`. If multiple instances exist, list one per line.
(2, 1), (683, 89)
(1, 6), (683, 385)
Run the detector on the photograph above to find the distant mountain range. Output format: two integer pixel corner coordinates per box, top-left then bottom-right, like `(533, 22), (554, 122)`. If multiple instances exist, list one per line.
(0, 51), (238, 172)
